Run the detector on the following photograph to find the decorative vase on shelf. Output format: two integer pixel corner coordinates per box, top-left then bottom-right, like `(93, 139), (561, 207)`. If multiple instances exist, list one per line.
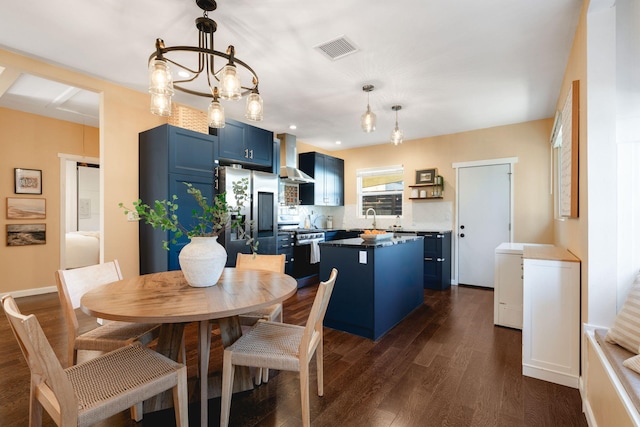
(178, 236), (228, 287)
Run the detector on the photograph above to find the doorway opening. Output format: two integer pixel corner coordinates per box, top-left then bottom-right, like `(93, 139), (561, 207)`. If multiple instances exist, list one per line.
(59, 155), (101, 270)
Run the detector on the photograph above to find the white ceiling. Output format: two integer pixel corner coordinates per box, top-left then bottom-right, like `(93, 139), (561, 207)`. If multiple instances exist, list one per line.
(0, 0), (581, 151)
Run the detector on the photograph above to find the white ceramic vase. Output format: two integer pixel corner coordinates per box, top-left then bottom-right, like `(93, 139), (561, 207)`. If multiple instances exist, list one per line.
(178, 236), (227, 287)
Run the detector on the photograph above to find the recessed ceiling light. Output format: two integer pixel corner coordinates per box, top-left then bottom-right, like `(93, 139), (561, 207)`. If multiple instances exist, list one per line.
(335, 140), (342, 145)
(289, 124), (297, 130)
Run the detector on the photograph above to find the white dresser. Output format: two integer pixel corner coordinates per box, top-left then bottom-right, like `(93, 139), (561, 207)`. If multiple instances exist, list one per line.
(522, 245), (580, 388)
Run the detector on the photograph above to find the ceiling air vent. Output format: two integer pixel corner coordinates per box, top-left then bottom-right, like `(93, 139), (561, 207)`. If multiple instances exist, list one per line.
(314, 35), (359, 61)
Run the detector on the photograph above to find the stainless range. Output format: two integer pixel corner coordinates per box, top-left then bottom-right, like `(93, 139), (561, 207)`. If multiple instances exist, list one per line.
(291, 229), (325, 281)
(277, 226), (325, 283)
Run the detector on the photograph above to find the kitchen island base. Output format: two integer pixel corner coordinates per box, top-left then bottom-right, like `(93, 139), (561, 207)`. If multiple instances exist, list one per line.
(319, 236), (423, 340)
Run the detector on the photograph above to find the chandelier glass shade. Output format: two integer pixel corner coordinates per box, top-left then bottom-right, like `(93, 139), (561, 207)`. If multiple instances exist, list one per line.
(148, 59), (174, 117)
(390, 105), (404, 145)
(208, 88), (225, 128)
(245, 88), (264, 121)
(147, 0), (262, 127)
(360, 84), (376, 133)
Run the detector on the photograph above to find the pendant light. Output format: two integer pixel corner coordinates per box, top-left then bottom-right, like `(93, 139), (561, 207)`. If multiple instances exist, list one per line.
(360, 84), (376, 133)
(390, 105), (404, 145)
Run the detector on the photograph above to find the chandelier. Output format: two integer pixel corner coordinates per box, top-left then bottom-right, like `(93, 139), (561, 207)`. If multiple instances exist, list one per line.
(148, 0), (263, 128)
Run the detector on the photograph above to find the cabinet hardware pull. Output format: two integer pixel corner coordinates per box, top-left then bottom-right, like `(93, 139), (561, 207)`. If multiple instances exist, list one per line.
(215, 167), (219, 177)
(249, 149), (254, 159)
(425, 257), (433, 261)
(437, 258), (445, 262)
(215, 180), (218, 190)
(244, 149), (249, 158)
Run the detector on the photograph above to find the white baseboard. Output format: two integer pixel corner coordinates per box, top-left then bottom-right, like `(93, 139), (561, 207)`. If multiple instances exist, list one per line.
(6, 286), (57, 298)
(522, 364), (579, 389)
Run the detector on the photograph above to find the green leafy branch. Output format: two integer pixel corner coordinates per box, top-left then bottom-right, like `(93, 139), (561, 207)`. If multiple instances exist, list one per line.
(119, 178), (257, 252)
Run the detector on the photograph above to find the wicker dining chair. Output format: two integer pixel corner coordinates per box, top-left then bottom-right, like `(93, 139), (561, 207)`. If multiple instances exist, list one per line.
(55, 260), (161, 367)
(234, 253), (286, 384)
(2, 294), (189, 427)
(220, 268), (338, 427)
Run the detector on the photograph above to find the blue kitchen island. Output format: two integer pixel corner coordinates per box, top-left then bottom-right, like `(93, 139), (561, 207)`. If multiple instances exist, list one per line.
(319, 235), (424, 340)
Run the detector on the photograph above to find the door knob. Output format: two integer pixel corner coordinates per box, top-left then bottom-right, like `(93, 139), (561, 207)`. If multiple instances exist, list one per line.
(460, 225), (465, 229)
(460, 233), (465, 238)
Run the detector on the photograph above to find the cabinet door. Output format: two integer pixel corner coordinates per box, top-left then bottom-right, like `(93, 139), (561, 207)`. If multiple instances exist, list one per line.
(218, 120), (247, 163)
(494, 253), (523, 329)
(325, 155), (343, 206)
(334, 157), (344, 206)
(168, 126), (217, 177)
(523, 258), (580, 387)
(246, 125), (273, 166)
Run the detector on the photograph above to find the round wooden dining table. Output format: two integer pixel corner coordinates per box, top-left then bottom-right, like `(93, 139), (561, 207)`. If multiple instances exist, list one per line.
(81, 268), (297, 427)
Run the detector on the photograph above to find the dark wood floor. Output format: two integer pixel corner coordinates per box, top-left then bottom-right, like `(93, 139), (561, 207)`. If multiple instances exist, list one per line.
(0, 284), (587, 427)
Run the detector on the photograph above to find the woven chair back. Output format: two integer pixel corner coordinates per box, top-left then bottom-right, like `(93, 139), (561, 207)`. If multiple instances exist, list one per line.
(2, 295), (78, 422)
(299, 268), (338, 358)
(235, 253), (285, 274)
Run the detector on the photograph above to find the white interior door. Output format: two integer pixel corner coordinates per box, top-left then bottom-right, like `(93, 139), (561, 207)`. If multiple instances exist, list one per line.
(458, 163), (511, 287)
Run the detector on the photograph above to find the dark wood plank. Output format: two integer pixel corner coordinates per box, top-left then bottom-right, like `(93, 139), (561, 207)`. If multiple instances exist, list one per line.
(0, 284), (588, 427)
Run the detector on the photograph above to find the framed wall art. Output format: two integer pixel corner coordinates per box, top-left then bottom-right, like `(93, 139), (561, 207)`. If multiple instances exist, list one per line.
(14, 168), (42, 194)
(416, 168), (437, 185)
(7, 224), (46, 246)
(6, 197), (46, 219)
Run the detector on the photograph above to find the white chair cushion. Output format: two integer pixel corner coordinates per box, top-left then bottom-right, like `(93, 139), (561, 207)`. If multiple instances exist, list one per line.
(606, 272), (640, 354)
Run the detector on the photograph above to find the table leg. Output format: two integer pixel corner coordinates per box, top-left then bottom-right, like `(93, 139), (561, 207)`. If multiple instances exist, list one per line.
(144, 323), (186, 413)
(196, 316), (254, 426)
(218, 316), (253, 392)
(198, 320), (212, 427)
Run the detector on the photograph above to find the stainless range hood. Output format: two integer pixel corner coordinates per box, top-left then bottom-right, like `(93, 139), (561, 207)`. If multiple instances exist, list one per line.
(277, 133), (314, 184)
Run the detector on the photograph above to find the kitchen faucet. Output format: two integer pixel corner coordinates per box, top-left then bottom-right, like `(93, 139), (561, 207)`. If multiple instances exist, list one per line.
(365, 208), (377, 229)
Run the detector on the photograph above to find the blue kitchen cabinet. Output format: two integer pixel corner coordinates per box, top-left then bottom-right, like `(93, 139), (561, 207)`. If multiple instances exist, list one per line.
(319, 237), (424, 340)
(298, 151), (344, 206)
(418, 231), (452, 290)
(215, 118), (273, 168)
(139, 124), (218, 274)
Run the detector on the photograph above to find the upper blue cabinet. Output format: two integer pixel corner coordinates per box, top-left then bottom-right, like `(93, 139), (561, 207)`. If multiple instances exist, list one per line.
(298, 151), (345, 206)
(215, 118), (274, 168)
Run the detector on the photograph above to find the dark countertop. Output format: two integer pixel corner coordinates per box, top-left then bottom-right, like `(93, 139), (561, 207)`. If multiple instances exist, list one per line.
(319, 235), (423, 248)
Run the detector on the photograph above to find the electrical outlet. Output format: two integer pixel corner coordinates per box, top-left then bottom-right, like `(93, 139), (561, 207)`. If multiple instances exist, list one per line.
(127, 211), (138, 221)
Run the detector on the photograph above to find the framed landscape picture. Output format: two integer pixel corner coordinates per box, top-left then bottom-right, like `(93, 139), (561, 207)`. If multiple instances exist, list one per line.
(7, 197), (46, 219)
(7, 224), (46, 246)
(14, 168), (42, 194)
(416, 168), (437, 184)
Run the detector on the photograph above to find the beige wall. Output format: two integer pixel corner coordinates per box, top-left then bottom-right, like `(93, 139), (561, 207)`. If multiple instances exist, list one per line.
(0, 48), (164, 294)
(552, 1), (588, 317)
(0, 108), (99, 293)
(300, 118), (555, 244)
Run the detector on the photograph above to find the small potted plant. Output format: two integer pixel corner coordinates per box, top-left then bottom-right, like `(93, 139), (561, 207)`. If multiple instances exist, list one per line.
(119, 178), (256, 287)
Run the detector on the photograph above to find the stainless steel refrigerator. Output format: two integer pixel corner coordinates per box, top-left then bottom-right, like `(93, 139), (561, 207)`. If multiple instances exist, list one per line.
(219, 166), (278, 266)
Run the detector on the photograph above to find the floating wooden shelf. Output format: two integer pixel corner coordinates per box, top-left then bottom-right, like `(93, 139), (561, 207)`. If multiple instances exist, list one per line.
(408, 183), (443, 200)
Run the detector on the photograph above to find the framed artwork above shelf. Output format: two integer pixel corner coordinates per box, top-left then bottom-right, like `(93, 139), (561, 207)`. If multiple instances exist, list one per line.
(409, 173), (444, 199)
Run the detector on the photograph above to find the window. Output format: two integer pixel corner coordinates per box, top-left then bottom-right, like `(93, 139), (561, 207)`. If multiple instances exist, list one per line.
(550, 111), (563, 220)
(357, 166), (404, 217)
